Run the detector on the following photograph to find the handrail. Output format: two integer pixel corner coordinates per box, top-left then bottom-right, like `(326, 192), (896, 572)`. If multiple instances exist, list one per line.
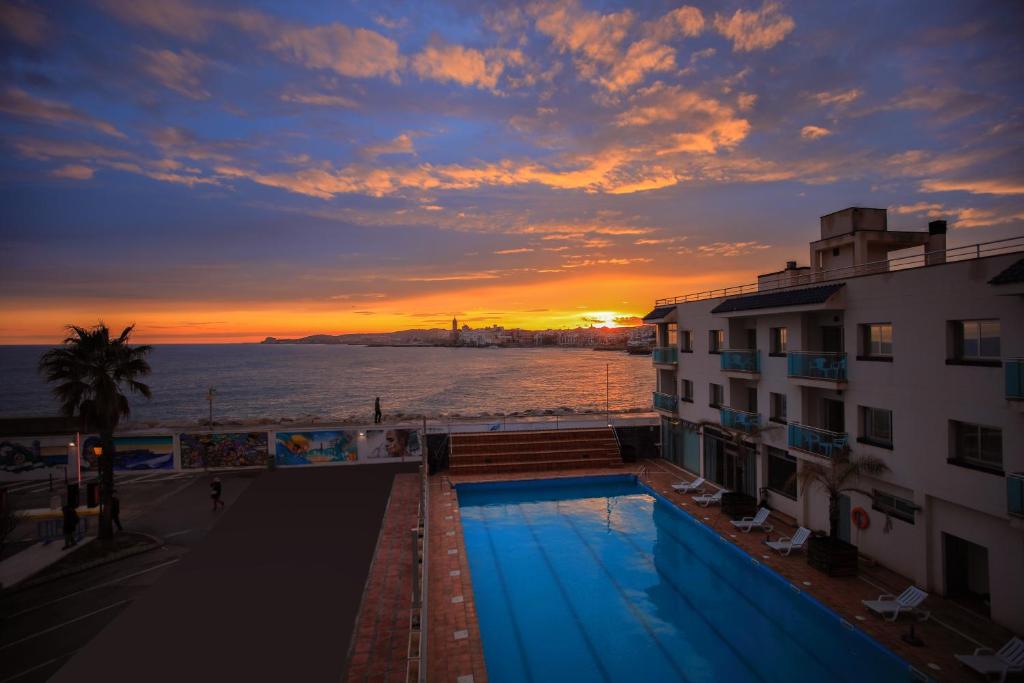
(610, 424), (623, 459)
(654, 235), (1024, 306)
(789, 421), (846, 438)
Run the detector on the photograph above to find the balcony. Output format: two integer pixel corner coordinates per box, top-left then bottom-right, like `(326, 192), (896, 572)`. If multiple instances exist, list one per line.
(653, 346), (678, 365)
(1009, 474), (1024, 518)
(788, 351), (848, 389)
(653, 391), (678, 414)
(1007, 359), (1024, 402)
(720, 349), (760, 379)
(720, 406), (761, 434)
(788, 422), (849, 459)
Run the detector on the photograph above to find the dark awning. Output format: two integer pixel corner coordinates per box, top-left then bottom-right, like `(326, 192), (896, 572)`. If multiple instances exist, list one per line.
(711, 283), (844, 314)
(642, 305), (677, 322)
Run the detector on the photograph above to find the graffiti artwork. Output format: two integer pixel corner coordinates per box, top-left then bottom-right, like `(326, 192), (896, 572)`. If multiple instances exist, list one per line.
(0, 437), (71, 474)
(180, 432), (269, 469)
(362, 429), (423, 460)
(275, 431), (357, 466)
(81, 435), (174, 470)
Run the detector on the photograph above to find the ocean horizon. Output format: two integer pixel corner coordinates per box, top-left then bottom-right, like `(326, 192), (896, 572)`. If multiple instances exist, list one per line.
(0, 344), (655, 429)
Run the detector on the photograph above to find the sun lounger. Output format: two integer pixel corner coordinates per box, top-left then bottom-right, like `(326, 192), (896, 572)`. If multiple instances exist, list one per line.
(692, 488), (724, 507)
(955, 637), (1024, 683)
(730, 507), (771, 532)
(765, 527), (811, 555)
(862, 586), (929, 621)
(672, 476), (705, 493)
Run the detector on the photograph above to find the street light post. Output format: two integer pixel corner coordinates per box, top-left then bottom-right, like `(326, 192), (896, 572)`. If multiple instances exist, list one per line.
(206, 387), (217, 427)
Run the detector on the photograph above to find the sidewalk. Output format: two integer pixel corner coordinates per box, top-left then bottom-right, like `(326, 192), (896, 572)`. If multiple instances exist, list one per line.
(0, 535), (96, 588)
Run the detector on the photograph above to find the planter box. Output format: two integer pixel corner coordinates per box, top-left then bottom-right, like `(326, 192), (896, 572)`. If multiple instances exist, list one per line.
(722, 492), (758, 519)
(807, 536), (859, 577)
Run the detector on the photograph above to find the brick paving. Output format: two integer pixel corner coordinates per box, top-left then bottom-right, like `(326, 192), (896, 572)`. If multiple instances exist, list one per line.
(427, 460), (1017, 683)
(346, 473), (421, 683)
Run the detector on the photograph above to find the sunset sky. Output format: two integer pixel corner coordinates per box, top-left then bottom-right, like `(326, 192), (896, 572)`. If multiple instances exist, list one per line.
(1, 0), (1022, 342)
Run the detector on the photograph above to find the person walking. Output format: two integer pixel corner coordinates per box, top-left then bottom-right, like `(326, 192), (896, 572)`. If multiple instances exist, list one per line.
(111, 490), (123, 532)
(210, 477), (224, 511)
(374, 397), (382, 424)
(61, 503), (79, 550)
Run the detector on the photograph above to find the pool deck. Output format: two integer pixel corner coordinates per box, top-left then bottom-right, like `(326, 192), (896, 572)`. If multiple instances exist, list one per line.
(428, 460), (1015, 683)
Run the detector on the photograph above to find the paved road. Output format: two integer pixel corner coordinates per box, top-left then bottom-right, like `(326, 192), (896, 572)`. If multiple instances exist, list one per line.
(0, 470), (257, 683)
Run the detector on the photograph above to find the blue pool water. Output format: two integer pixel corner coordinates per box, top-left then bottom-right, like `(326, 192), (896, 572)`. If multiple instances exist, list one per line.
(457, 475), (914, 683)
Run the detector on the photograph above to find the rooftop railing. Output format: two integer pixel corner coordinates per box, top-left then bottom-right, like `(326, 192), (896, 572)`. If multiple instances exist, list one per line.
(655, 235), (1024, 306)
(788, 422), (848, 458)
(652, 346), (679, 365)
(788, 351), (848, 382)
(721, 349), (760, 374)
(720, 406), (761, 434)
(1007, 359), (1024, 401)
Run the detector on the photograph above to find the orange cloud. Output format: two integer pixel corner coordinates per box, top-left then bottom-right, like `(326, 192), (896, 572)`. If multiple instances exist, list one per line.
(270, 23), (403, 80)
(714, 2), (795, 52)
(51, 164), (94, 180)
(362, 133), (416, 159)
(280, 91), (358, 108)
(0, 0), (49, 46)
(412, 44), (511, 91)
(800, 125), (831, 140)
(0, 88), (124, 137)
(812, 88), (862, 107)
(139, 48), (210, 100)
(918, 177), (1024, 196)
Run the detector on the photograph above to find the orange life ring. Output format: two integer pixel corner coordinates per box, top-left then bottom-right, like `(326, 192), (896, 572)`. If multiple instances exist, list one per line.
(851, 507), (870, 530)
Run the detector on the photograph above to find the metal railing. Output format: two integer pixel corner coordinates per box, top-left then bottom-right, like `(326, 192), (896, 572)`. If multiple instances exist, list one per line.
(1008, 473), (1024, 518)
(1006, 359), (1024, 400)
(788, 422), (849, 458)
(416, 457), (429, 683)
(653, 391), (678, 413)
(655, 235), (1024, 306)
(720, 349), (760, 373)
(720, 407), (761, 433)
(788, 351), (848, 382)
(652, 346), (678, 365)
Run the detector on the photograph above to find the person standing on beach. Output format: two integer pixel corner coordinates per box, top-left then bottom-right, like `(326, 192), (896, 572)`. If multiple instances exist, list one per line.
(111, 490), (123, 532)
(61, 503), (78, 549)
(210, 477), (224, 511)
(374, 397), (382, 424)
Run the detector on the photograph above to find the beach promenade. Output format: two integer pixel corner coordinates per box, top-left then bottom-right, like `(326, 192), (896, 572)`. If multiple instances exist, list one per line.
(40, 462), (417, 683)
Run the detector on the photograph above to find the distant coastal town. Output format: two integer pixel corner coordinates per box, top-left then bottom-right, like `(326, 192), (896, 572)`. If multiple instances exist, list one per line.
(262, 317), (657, 353)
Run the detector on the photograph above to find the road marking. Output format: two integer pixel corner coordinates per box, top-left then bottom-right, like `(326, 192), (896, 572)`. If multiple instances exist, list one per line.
(4, 560), (179, 620)
(164, 529), (192, 538)
(0, 600), (130, 651)
(0, 650), (79, 683)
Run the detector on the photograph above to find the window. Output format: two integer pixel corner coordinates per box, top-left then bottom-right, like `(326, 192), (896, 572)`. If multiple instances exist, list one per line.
(770, 392), (787, 423)
(953, 320), (1000, 361)
(709, 330), (724, 353)
(767, 447), (797, 500)
(680, 330), (693, 352)
(872, 490), (916, 524)
(667, 323), (678, 346)
(860, 406), (893, 448)
(950, 421), (1003, 472)
(681, 379), (693, 402)
(862, 323), (892, 357)
(746, 387), (758, 413)
(769, 327), (788, 355)
(709, 383), (724, 408)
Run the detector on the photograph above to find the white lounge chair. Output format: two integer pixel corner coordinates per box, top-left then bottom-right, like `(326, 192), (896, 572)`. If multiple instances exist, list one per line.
(955, 637), (1024, 683)
(730, 507), (772, 532)
(765, 527), (812, 556)
(672, 476), (705, 493)
(692, 488), (724, 507)
(862, 586), (929, 621)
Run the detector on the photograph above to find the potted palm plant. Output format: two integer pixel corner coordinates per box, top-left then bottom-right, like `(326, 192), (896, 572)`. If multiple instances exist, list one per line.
(794, 447), (889, 576)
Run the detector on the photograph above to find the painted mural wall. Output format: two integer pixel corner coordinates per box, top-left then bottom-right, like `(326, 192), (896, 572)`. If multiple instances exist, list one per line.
(80, 435), (174, 471)
(180, 432), (269, 469)
(0, 436), (71, 477)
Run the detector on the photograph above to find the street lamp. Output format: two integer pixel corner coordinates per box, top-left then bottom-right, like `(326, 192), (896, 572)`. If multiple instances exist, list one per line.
(65, 442), (74, 486)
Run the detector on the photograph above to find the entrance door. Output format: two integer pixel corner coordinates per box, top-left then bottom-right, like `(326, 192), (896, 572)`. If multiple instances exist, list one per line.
(821, 326), (843, 353)
(838, 494), (851, 543)
(746, 328), (757, 349)
(823, 398), (845, 433)
(944, 533), (991, 615)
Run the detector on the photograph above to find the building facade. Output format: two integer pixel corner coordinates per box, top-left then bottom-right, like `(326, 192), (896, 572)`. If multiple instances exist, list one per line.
(646, 207), (1024, 632)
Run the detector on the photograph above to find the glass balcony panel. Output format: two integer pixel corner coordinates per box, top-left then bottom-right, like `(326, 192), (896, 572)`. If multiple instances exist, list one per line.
(653, 346), (679, 365)
(653, 391), (678, 412)
(1007, 359), (1024, 400)
(720, 349), (760, 373)
(788, 422), (849, 458)
(787, 352), (848, 382)
(720, 406), (761, 434)
(1008, 474), (1024, 517)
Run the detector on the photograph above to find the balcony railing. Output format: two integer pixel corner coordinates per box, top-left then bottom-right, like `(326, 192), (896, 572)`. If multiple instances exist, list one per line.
(1009, 474), (1024, 518)
(653, 346), (678, 365)
(653, 391), (677, 413)
(721, 349), (760, 374)
(788, 422), (849, 458)
(788, 351), (848, 382)
(1007, 359), (1024, 400)
(720, 406), (761, 434)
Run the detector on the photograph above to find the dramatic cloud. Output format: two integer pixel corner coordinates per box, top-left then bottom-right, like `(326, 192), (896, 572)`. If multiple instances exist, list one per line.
(800, 125), (831, 140)
(714, 2), (795, 52)
(0, 88), (124, 137)
(51, 164), (94, 180)
(918, 177), (1024, 196)
(362, 133), (416, 159)
(812, 88), (863, 107)
(412, 44), (512, 91)
(139, 48), (210, 100)
(269, 23), (403, 80)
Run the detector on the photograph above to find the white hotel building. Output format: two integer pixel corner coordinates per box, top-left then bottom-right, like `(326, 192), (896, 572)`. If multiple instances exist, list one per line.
(644, 207), (1024, 632)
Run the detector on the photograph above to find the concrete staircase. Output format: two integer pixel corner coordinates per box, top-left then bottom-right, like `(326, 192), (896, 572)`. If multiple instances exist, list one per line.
(448, 428), (623, 476)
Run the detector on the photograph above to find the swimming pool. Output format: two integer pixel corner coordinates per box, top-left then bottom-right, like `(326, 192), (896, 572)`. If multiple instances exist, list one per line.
(457, 475), (916, 683)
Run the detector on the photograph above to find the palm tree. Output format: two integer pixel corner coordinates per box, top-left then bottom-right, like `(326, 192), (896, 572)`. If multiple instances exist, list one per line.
(39, 323), (152, 539)
(794, 446), (889, 540)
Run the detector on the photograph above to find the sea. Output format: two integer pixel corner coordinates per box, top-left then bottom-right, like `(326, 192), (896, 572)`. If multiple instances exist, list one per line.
(0, 344), (656, 428)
